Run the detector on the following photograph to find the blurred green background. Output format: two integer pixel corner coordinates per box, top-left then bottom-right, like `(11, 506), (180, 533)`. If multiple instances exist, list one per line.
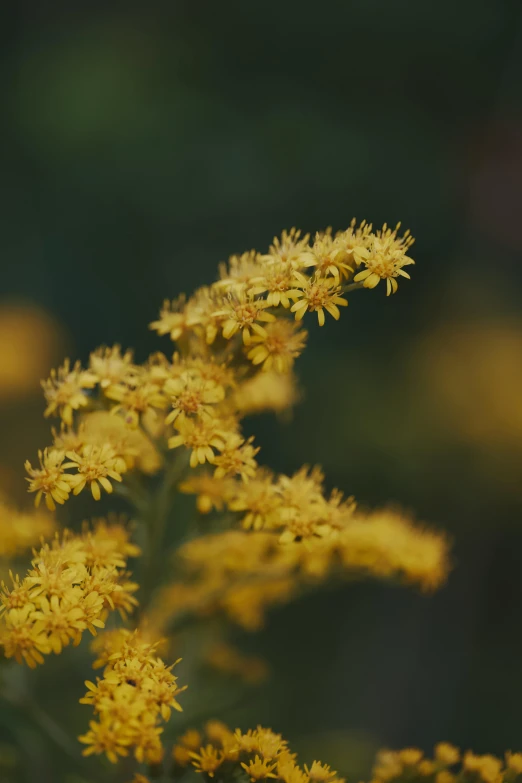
(1, 0), (522, 780)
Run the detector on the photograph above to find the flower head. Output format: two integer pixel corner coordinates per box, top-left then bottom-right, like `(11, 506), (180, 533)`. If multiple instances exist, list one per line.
(241, 755), (277, 781)
(150, 296), (190, 342)
(25, 449), (75, 510)
(0, 522), (138, 667)
(180, 472), (235, 513)
(213, 434), (259, 482)
(289, 273), (348, 326)
(89, 345), (138, 389)
(42, 359), (97, 425)
(104, 381), (167, 428)
(190, 745), (223, 777)
(246, 319), (307, 373)
(263, 228), (314, 269)
(303, 229), (354, 280)
(214, 293), (276, 344)
(305, 762), (338, 782)
(249, 261), (301, 308)
(164, 373), (225, 426)
(65, 444), (125, 501)
(168, 418), (228, 467)
(79, 630), (184, 764)
(353, 223), (415, 295)
(216, 250), (264, 294)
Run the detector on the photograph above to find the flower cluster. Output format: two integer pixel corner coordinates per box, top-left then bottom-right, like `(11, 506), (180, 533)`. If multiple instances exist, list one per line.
(0, 518), (139, 667)
(147, 500), (448, 635)
(79, 629), (185, 765)
(26, 220), (415, 509)
(0, 495), (55, 558)
(11, 218), (444, 783)
(369, 743), (522, 783)
(182, 465), (355, 541)
(173, 721), (345, 783)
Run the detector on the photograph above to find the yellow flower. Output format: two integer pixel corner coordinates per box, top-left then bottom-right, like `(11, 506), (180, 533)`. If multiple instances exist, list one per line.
(79, 630), (184, 764)
(254, 727), (287, 760)
(184, 287), (222, 346)
(353, 222), (415, 295)
(435, 743), (460, 767)
(227, 469), (281, 530)
(305, 762), (338, 782)
(29, 594), (87, 653)
(505, 753), (522, 775)
(277, 757), (310, 783)
(179, 729), (204, 750)
(222, 578), (295, 630)
(164, 374), (225, 425)
(0, 573), (33, 613)
(338, 509), (450, 591)
(334, 218), (373, 265)
(104, 381), (167, 428)
(79, 719), (132, 764)
(25, 448), (75, 510)
(276, 466), (329, 540)
(0, 304), (61, 402)
(214, 292), (276, 344)
(371, 750), (403, 781)
(171, 723), (338, 783)
(289, 272), (348, 326)
(462, 753), (502, 783)
(233, 372), (299, 415)
(168, 418), (227, 467)
(399, 749), (424, 766)
(65, 443), (125, 500)
(0, 522), (139, 667)
(419, 760), (437, 776)
(0, 497), (55, 557)
(90, 627), (133, 669)
(51, 422), (87, 453)
(213, 434), (259, 482)
(216, 250), (264, 294)
(246, 319), (308, 373)
(150, 296), (190, 341)
(133, 721), (165, 764)
(184, 355), (237, 389)
(173, 744), (193, 766)
(89, 345), (137, 388)
(82, 411), (162, 475)
(303, 228), (354, 280)
(180, 472), (235, 513)
(241, 755), (277, 781)
(0, 603), (52, 667)
(85, 515), (141, 562)
(42, 359), (98, 425)
(178, 529), (269, 577)
(436, 772), (456, 783)
(248, 261), (301, 308)
(234, 727), (260, 753)
(190, 745), (224, 776)
(263, 227), (314, 269)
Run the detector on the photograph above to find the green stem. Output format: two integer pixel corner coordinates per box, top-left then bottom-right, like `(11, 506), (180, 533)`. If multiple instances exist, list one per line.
(1, 690), (80, 763)
(341, 281), (365, 294)
(140, 449), (191, 610)
(28, 702), (80, 761)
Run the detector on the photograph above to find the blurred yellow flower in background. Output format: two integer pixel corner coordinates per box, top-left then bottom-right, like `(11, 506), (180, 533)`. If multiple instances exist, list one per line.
(0, 303), (64, 401)
(418, 320), (522, 452)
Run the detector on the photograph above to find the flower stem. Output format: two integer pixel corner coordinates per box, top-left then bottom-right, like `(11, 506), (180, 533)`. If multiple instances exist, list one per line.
(341, 281), (365, 294)
(139, 448), (191, 610)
